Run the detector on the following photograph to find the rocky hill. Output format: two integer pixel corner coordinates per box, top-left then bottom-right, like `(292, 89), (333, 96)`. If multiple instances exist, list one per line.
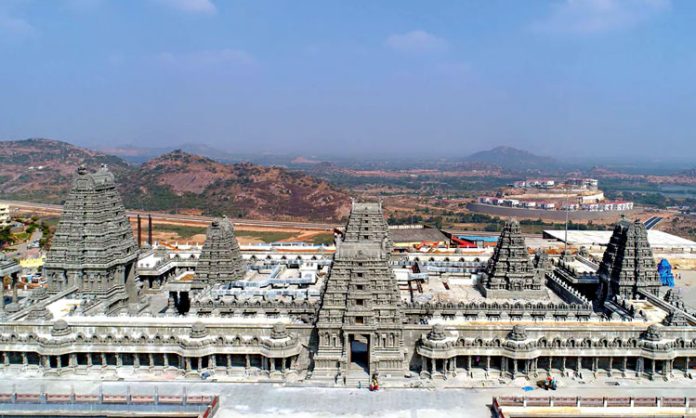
(0, 140), (352, 222)
(123, 150), (351, 221)
(465, 146), (558, 171)
(0, 138), (130, 202)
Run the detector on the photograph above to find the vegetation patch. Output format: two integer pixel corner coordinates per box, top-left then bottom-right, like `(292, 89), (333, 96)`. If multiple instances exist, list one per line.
(154, 224), (207, 238)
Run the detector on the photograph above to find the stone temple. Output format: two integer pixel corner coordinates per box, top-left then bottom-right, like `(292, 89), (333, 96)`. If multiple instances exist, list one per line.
(0, 166), (695, 385)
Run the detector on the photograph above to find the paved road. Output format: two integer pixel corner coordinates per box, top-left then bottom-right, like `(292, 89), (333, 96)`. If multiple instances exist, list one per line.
(0, 200), (337, 231)
(1, 378), (695, 418)
(643, 216), (663, 230)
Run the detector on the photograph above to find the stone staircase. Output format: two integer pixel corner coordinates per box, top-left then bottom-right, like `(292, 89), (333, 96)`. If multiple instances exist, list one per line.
(345, 365), (370, 388)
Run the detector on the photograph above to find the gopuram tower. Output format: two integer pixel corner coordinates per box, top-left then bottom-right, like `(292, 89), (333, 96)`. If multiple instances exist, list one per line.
(43, 165), (139, 312)
(478, 219), (547, 299)
(597, 218), (661, 302)
(313, 201), (405, 383)
(193, 216), (246, 289)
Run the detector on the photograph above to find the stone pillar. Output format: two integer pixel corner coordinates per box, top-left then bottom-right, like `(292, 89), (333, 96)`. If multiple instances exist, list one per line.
(431, 357), (435, 376)
(185, 357), (191, 372)
(452, 356), (457, 376)
(637, 357), (644, 377)
(270, 357), (276, 372)
(116, 354), (122, 367)
(608, 357), (613, 376)
(133, 354), (139, 368)
(421, 356), (427, 374)
(21, 353), (27, 366)
(685, 357), (690, 376)
(163, 353), (169, 368)
(197, 357), (202, 371)
(56, 355), (62, 369)
(651, 359), (656, 378)
(548, 357), (552, 374)
(100, 353), (106, 367)
(486, 356), (490, 372)
(592, 357), (597, 372)
(513, 359), (518, 377)
(561, 356), (566, 373)
(86, 353), (92, 367)
(245, 355), (250, 371)
(69, 354), (77, 367)
(576, 356), (581, 376)
(467, 355), (472, 373)
(41, 355), (49, 368)
(209, 355), (216, 369)
(664, 360), (670, 378)
(11, 274), (18, 305)
(622, 356), (627, 376)
(149, 353), (154, 368)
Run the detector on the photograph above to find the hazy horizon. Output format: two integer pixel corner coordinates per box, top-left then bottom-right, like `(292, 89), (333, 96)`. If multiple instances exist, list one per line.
(1, 0), (695, 162)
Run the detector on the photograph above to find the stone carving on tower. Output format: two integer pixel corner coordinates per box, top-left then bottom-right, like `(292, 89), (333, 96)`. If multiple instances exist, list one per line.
(478, 219), (547, 299)
(597, 218), (661, 302)
(43, 165), (139, 311)
(194, 216), (246, 289)
(314, 200), (405, 383)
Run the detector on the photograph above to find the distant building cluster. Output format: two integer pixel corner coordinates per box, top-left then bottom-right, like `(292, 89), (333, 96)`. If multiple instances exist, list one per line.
(512, 177), (599, 191)
(479, 177), (632, 213)
(477, 196), (634, 212)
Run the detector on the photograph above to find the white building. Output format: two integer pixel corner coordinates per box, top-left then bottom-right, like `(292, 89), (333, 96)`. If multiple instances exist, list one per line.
(0, 204), (10, 228)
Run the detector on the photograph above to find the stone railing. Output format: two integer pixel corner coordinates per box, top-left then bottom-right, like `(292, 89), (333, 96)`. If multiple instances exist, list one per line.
(546, 273), (592, 307)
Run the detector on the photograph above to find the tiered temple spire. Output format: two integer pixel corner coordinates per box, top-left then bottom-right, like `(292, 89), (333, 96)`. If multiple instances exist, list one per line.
(314, 200), (405, 382)
(194, 216), (246, 288)
(43, 165), (139, 310)
(478, 219), (547, 299)
(597, 218), (661, 302)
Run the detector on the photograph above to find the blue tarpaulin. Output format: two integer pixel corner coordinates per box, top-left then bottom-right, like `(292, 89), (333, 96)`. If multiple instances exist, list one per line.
(658, 259), (675, 287)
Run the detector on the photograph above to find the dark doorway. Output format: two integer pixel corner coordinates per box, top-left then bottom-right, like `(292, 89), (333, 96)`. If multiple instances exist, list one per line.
(176, 291), (190, 314)
(349, 334), (369, 373)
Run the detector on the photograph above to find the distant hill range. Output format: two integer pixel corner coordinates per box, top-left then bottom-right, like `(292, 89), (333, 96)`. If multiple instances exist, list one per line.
(465, 146), (559, 171)
(0, 139), (351, 222)
(99, 143), (244, 164)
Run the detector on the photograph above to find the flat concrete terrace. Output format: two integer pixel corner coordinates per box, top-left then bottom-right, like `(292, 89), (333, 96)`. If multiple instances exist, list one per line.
(403, 275), (567, 305)
(1, 378), (695, 418)
(673, 269), (696, 309)
(198, 261), (329, 304)
(544, 229), (696, 252)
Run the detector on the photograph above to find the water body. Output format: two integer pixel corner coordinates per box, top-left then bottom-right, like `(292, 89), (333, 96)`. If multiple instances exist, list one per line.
(659, 184), (696, 199)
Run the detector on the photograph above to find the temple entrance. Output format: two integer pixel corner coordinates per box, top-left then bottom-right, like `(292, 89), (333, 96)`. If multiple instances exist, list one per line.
(349, 334), (370, 374)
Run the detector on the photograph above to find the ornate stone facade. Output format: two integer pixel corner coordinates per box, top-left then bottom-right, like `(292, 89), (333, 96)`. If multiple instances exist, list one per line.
(194, 216), (245, 288)
(597, 218), (661, 302)
(478, 219), (547, 299)
(314, 201), (405, 383)
(43, 166), (139, 312)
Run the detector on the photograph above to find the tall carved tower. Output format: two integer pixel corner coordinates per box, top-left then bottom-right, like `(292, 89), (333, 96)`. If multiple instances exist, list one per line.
(194, 216), (246, 289)
(314, 201), (405, 383)
(44, 166), (139, 308)
(598, 218), (661, 301)
(478, 219), (547, 299)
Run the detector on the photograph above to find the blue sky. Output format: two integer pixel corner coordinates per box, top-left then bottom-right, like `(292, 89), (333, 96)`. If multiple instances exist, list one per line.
(1, 0), (695, 161)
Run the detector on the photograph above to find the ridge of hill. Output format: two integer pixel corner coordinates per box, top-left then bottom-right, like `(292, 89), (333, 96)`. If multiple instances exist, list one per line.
(0, 139), (351, 222)
(465, 146), (558, 170)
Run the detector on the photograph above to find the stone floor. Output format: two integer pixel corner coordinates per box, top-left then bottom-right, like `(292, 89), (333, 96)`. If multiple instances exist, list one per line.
(0, 373), (695, 417)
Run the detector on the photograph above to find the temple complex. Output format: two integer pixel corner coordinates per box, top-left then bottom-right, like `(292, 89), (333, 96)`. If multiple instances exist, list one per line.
(0, 166), (695, 387)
